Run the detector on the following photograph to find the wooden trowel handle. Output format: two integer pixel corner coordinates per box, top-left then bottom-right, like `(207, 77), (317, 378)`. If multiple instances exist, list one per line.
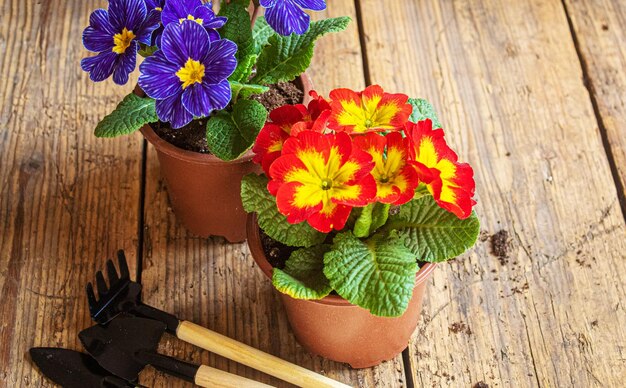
(177, 320), (352, 388)
(195, 365), (273, 388)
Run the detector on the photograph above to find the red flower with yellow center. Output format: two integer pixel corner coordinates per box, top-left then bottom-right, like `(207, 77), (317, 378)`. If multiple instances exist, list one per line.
(406, 119), (476, 219)
(268, 131), (377, 232)
(353, 132), (419, 205)
(327, 85), (412, 133)
(253, 92), (331, 175)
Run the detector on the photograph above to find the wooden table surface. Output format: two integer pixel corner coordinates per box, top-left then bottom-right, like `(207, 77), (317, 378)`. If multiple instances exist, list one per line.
(2, 0), (625, 387)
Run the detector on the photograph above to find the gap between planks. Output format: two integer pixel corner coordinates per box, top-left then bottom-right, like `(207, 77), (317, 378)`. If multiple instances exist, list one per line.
(560, 0), (626, 224)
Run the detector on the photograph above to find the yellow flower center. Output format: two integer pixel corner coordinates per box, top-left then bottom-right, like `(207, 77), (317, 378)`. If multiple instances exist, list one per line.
(155, 6), (162, 11)
(112, 28), (136, 54)
(321, 178), (333, 190)
(179, 15), (204, 25)
(176, 58), (205, 89)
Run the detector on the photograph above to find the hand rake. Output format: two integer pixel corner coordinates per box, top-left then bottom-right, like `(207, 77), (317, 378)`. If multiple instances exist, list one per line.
(87, 250), (350, 388)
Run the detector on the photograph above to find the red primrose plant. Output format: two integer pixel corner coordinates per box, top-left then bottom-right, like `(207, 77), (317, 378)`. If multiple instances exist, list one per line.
(242, 85), (479, 317)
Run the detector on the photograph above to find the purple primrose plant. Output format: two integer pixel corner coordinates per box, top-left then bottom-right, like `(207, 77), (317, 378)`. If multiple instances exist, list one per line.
(82, 0), (349, 162)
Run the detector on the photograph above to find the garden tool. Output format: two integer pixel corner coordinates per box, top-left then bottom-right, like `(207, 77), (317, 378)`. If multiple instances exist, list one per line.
(87, 250), (350, 388)
(79, 314), (272, 388)
(29, 347), (141, 387)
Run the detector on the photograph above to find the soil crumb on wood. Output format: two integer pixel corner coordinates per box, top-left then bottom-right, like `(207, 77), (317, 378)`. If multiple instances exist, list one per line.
(473, 382), (489, 388)
(252, 81), (304, 111)
(448, 321), (472, 335)
(152, 119), (210, 154)
(490, 230), (511, 265)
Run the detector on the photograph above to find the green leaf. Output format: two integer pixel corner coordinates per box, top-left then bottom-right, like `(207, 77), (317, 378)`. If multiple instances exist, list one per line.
(384, 195), (480, 262)
(241, 174), (326, 247)
(229, 54), (257, 83)
(219, 1), (255, 81)
(353, 203), (390, 238)
(230, 81), (269, 100)
(324, 232), (418, 317)
(94, 94), (158, 138)
(251, 17), (351, 85)
(272, 245), (332, 300)
(252, 16), (273, 53)
(205, 99), (267, 161)
(408, 98), (442, 128)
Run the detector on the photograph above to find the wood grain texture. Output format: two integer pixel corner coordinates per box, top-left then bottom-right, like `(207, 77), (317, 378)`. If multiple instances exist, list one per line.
(562, 0), (626, 207)
(359, 0), (626, 386)
(0, 0), (142, 386)
(138, 2), (405, 387)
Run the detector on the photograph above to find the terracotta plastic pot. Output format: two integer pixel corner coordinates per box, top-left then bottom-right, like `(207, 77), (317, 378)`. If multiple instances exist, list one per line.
(247, 214), (437, 368)
(140, 74), (312, 242)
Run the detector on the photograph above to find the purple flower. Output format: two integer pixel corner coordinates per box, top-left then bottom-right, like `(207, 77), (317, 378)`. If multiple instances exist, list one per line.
(162, 0), (226, 42)
(81, 0), (159, 85)
(138, 21), (237, 128)
(260, 0), (326, 36)
(144, 0), (166, 46)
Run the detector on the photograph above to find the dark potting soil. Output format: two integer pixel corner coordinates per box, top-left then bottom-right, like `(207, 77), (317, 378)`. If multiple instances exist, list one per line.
(473, 382), (489, 388)
(152, 119), (211, 154)
(260, 229), (297, 270)
(252, 81), (304, 111)
(152, 80), (304, 153)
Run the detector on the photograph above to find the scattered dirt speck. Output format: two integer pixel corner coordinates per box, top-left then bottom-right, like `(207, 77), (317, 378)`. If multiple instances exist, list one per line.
(474, 382), (489, 388)
(602, 24), (609, 30)
(511, 282), (529, 294)
(449, 322), (472, 335)
(591, 320), (599, 327)
(490, 230), (511, 265)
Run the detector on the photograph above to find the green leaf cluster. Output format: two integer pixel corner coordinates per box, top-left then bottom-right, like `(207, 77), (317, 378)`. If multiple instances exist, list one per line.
(252, 193), (479, 317)
(251, 17), (351, 85)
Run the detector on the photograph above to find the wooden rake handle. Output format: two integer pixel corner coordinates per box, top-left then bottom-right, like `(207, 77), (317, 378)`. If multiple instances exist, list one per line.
(194, 365), (273, 388)
(177, 321), (352, 388)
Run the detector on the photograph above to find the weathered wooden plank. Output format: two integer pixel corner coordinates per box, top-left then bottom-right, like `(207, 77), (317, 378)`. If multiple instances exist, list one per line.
(359, 0), (626, 386)
(0, 0), (142, 386)
(563, 0), (626, 210)
(138, 2), (406, 387)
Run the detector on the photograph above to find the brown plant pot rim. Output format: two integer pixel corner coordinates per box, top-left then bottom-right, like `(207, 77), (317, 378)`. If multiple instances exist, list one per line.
(140, 123), (256, 165)
(247, 213), (437, 307)
(137, 73), (313, 165)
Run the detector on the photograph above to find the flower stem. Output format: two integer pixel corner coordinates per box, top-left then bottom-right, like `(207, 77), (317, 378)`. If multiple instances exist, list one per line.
(250, 1), (261, 28)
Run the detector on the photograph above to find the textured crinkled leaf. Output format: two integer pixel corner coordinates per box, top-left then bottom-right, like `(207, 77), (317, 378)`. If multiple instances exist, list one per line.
(205, 99), (267, 161)
(230, 81), (269, 99)
(241, 174), (325, 247)
(251, 17), (351, 85)
(385, 195), (480, 262)
(219, 1), (255, 80)
(353, 203), (390, 238)
(408, 98), (442, 128)
(272, 245), (332, 299)
(324, 232), (418, 317)
(229, 54), (257, 83)
(252, 16), (273, 53)
(94, 94), (158, 138)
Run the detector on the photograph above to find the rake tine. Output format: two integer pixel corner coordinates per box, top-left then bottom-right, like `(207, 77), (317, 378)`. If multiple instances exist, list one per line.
(86, 282), (97, 306)
(95, 271), (108, 297)
(106, 259), (119, 284)
(117, 250), (130, 280)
